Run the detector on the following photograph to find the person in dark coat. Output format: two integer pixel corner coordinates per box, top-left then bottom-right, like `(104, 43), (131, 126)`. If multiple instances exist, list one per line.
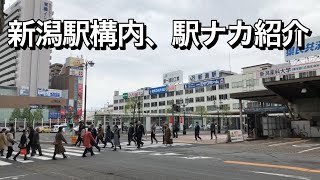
(150, 123), (158, 144)
(90, 125), (100, 152)
(31, 127), (42, 156)
(136, 121), (145, 149)
(13, 130), (28, 161)
(210, 121), (217, 140)
(26, 127), (34, 155)
(195, 122), (202, 141)
(127, 122), (136, 146)
(52, 127), (67, 160)
(103, 125), (114, 148)
(96, 124), (105, 145)
(75, 124), (84, 147)
(113, 125), (121, 151)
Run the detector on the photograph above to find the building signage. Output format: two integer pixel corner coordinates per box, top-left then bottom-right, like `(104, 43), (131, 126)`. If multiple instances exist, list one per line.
(19, 86), (29, 96)
(244, 106), (288, 113)
(257, 61), (320, 78)
(163, 70), (183, 85)
(49, 112), (60, 119)
(184, 78), (224, 89)
(149, 86), (167, 95)
(284, 36), (320, 62)
(48, 89), (62, 98)
(128, 91), (144, 98)
(123, 93), (128, 99)
(37, 88), (49, 97)
(188, 70), (220, 82)
(69, 67), (83, 77)
(41, 0), (52, 20)
(66, 57), (84, 67)
(229, 130), (244, 143)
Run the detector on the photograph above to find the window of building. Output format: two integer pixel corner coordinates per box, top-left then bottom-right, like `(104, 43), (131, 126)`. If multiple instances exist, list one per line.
(220, 104), (230, 110)
(159, 109), (165, 114)
(114, 106), (118, 110)
(119, 99), (124, 103)
(151, 110), (157, 113)
(205, 73), (209, 79)
(299, 71), (316, 78)
(151, 102), (158, 107)
(159, 101), (166, 106)
(119, 106), (124, 110)
(186, 107), (194, 112)
(185, 89), (194, 94)
(195, 87), (205, 93)
(144, 103), (150, 107)
(114, 100), (118, 104)
(176, 99), (183, 104)
(281, 74), (295, 81)
(195, 106), (206, 112)
(219, 83), (229, 90)
(159, 93), (166, 98)
(198, 74), (202, 80)
(167, 91), (174, 97)
(262, 77), (276, 83)
(206, 85), (216, 91)
(207, 95), (217, 101)
(232, 81), (243, 88)
(175, 90), (183, 96)
(195, 96), (205, 102)
(167, 100), (174, 105)
(247, 101), (260, 108)
(144, 95), (150, 100)
(207, 105), (217, 111)
(233, 103), (239, 110)
(186, 98), (194, 103)
(151, 94), (157, 99)
(219, 94), (228, 100)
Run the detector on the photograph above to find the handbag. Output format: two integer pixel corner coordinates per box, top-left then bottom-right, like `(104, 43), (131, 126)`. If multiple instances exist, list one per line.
(20, 148), (27, 155)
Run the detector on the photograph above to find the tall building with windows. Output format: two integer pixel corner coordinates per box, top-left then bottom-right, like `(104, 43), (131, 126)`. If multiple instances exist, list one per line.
(0, 0), (53, 96)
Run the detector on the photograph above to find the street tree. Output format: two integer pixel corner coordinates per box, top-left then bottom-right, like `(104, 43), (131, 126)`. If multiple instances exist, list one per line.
(221, 105), (231, 131)
(195, 106), (208, 125)
(9, 108), (21, 122)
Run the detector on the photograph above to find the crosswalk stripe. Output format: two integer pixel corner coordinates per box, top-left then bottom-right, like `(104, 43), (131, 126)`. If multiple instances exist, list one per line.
(126, 150), (154, 153)
(1, 156), (33, 163)
(0, 159), (11, 166)
(31, 156), (52, 160)
(41, 149), (83, 156)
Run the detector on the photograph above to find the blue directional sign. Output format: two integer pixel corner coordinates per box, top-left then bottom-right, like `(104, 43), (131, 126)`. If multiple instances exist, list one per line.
(184, 78), (225, 89)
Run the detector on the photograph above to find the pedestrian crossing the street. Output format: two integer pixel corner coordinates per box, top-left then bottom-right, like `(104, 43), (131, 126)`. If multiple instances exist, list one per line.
(0, 142), (202, 166)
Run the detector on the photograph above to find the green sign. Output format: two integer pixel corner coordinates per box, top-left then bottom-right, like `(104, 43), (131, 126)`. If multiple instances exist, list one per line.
(123, 93), (128, 99)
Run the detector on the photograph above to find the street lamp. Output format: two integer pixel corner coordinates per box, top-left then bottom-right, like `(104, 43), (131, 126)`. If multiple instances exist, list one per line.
(80, 60), (95, 126)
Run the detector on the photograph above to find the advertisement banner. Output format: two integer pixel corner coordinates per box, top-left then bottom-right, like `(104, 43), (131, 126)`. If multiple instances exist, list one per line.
(77, 83), (83, 116)
(48, 89), (62, 98)
(128, 90), (143, 98)
(189, 70), (220, 82)
(229, 130), (244, 142)
(184, 78), (225, 89)
(37, 88), (49, 97)
(256, 61), (320, 78)
(165, 85), (175, 91)
(19, 86), (29, 96)
(69, 67), (83, 77)
(123, 93), (128, 99)
(163, 70), (183, 85)
(66, 57), (84, 67)
(49, 112), (60, 119)
(284, 36), (320, 62)
(149, 86), (167, 95)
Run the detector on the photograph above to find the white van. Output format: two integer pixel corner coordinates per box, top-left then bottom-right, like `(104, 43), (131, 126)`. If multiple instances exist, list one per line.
(52, 125), (67, 133)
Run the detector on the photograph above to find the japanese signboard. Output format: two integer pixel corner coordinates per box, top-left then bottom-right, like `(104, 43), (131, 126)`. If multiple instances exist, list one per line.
(37, 88), (49, 97)
(284, 36), (320, 62)
(128, 90), (144, 98)
(48, 89), (62, 98)
(41, 0), (52, 20)
(163, 70), (183, 85)
(69, 67), (83, 76)
(19, 86), (29, 96)
(188, 70), (220, 82)
(66, 57), (84, 67)
(257, 61), (320, 78)
(229, 130), (244, 143)
(149, 86), (167, 95)
(184, 78), (224, 89)
(123, 93), (128, 99)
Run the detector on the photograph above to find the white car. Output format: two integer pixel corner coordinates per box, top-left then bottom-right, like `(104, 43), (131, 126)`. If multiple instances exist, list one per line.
(52, 125), (67, 133)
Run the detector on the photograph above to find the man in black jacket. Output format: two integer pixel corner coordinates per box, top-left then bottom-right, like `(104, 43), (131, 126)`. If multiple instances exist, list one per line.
(136, 121), (145, 148)
(210, 121), (217, 140)
(90, 124), (101, 152)
(31, 127), (43, 156)
(195, 122), (202, 141)
(27, 127), (34, 155)
(13, 130), (28, 161)
(127, 123), (136, 146)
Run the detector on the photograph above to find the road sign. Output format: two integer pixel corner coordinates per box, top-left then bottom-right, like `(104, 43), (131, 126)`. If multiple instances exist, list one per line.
(123, 93), (128, 99)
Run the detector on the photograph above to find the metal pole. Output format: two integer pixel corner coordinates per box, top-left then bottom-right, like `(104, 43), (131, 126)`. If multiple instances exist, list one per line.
(4, 118), (6, 128)
(58, 118), (59, 125)
(49, 118), (51, 128)
(32, 117), (35, 129)
(103, 115), (106, 133)
(239, 99), (243, 132)
(41, 118), (44, 127)
(84, 63), (88, 126)
(24, 118), (26, 129)
(14, 118), (17, 135)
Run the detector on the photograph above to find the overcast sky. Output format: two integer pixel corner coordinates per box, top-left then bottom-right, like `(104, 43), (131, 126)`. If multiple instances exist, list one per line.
(5, 0), (320, 110)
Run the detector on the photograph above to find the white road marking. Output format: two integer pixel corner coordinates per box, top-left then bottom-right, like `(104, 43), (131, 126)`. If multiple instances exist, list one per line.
(0, 174), (30, 180)
(149, 152), (182, 156)
(31, 155), (52, 160)
(298, 146), (320, 153)
(292, 144), (320, 148)
(268, 140), (309, 147)
(179, 156), (213, 160)
(0, 159), (11, 166)
(1, 156), (33, 163)
(41, 149), (84, 156)
(127, 150), (154, 154)
(243, 170), (311, 180)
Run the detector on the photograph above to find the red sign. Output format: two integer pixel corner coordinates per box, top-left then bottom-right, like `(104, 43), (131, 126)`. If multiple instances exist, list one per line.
(180, 116), (183, 123)
(169, 116), (173, 123)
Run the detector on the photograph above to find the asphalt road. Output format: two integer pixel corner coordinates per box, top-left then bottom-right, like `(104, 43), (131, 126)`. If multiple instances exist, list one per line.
(1, 138), (320, 180)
